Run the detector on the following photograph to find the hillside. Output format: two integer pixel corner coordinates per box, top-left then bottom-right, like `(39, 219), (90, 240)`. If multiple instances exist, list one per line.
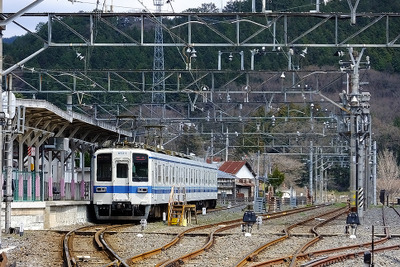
(3, 0), (400, 162)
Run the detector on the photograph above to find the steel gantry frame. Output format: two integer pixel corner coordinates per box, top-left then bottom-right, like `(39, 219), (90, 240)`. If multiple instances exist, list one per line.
(0, 1), (391, 227)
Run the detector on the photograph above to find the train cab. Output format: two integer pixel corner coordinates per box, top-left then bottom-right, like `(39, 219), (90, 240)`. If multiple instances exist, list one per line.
(93, 149), (152, 220)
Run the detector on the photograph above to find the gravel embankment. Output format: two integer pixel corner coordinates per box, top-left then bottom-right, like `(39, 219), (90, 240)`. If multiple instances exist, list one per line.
(1, 205), (399, 266)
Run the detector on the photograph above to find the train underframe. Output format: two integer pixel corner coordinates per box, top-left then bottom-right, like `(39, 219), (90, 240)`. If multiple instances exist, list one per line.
(94, 202), (151, 221)
(94, 199), (217, 221)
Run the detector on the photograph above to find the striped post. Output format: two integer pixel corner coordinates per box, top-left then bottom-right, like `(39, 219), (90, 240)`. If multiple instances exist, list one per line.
(358, 187), (364, 210)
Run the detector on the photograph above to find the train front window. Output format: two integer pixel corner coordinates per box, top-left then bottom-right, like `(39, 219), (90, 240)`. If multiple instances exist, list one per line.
(132, 153), (149, 182)
(117, 163), (128, 178)
(96, 153), (112, 181)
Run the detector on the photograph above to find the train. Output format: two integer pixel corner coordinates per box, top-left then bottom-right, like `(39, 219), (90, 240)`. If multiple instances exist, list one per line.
(92, 143), (218, 221)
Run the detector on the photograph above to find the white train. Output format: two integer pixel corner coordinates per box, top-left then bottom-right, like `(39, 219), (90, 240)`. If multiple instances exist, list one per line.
(92, 144), (218, 221)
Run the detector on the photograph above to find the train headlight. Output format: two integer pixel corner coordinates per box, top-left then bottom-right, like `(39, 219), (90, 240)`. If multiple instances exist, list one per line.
(137, 187), (148, 193)
(96, 187), (107, 193)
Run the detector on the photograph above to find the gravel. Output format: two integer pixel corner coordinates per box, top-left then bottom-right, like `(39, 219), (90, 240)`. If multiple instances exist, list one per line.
(1, 205), (399, 266)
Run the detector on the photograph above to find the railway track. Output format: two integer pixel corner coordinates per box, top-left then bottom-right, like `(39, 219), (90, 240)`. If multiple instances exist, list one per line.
(234, 206), (349, 267)
(63, 204), (399, 267)
(63, 224), (133, 267)
(300, 205), (400, 267)
(125, 205), (328, 266)
(241, 205), (398, 267)
(61, 204), (251, 266)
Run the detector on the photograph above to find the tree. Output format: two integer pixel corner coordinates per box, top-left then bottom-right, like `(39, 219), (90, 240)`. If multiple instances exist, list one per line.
(269, 167), (285, 190)
(377, 148), (400, 203)
(184, 3), (219, 13)
(176, 123), (203, 156)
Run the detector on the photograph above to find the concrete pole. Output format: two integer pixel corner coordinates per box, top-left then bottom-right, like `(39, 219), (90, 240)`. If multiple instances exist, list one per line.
(5, 76), (13, 233)
(80, 150), (85, 200)
(349, 48), (363, 217)
(34, 143), (40, 200)
(0, 0), (4, 248)
(357, 139), (364, 218)
(18, 138), (23, 201)
(372, 141), (377, 205)
(225, 127), (229, 161)
(320, 157), (323, 202)
(48, 151), (53, 201)
(349, 96), (357, 212)
(71, 147), (75, 200)
(314, 150), (318, 203)
(309, 141), (313, 203)
(60, 151), (65, 200)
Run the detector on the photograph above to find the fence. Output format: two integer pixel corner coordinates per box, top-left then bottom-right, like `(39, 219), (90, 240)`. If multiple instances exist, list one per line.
(2, 170), (91, 202)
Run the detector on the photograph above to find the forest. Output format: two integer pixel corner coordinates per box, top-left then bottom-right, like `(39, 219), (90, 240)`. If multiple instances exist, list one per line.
(4, 0), (400, 192)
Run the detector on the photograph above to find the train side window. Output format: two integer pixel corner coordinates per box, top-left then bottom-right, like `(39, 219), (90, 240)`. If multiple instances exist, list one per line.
(165, 165), (169, 184)
(132, 153), (149, 182)
(172, 166), (176, 184)
(96, 153), (112, 181)
(116, 163), (128, 178)
(158, 164), (162, 183)
(178, 167), (182, 185)
(181, 167), (184, 185)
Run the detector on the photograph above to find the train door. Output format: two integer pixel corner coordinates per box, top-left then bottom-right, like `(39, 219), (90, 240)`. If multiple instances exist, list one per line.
(114, 159), (130, 201)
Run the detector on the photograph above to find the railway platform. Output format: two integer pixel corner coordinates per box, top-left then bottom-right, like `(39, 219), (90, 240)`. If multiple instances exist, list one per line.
(0, 98), (132, 231)
(2, 200), (91, 230)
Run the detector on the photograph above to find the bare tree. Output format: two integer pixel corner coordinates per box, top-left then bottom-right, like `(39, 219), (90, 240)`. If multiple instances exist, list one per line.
(377, 148), (400, 203)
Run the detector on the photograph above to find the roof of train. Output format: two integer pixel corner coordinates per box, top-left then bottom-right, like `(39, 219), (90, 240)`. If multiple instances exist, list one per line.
(96, 144), (217, 168)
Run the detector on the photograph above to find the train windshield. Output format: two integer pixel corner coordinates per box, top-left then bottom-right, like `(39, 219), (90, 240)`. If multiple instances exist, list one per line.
(132, 153), (148, 182)
(96, 153), (112, 181)
(116, 163), (128, 178)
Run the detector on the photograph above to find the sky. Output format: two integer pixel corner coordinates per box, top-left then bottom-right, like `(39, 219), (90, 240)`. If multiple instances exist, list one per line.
(3, 0), (226, 38)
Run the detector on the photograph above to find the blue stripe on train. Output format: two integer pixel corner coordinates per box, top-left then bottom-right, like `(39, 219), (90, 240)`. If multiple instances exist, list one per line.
(93, 186), (217, 194)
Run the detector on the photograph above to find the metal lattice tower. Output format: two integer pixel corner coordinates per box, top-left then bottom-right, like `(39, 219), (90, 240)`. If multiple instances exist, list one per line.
(152, 0), (165, 104)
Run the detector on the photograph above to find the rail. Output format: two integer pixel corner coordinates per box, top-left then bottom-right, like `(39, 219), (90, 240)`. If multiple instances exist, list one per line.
(128, 205), (325, 266)
(235, 206), (347, 267)
(293, 206), (394, 266)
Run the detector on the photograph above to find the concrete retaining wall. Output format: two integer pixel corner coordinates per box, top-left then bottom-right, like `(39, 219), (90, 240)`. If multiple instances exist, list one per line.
(6, 201), (91, 230)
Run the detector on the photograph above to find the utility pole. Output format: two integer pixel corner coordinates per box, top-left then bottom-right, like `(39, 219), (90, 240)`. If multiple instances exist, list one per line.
(5, 75), (16, 234)
(340, 48), (371, 220)
(0, 0), (3, 249)
(225, 127), (229, 161)
(309, 141), (313, 204)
